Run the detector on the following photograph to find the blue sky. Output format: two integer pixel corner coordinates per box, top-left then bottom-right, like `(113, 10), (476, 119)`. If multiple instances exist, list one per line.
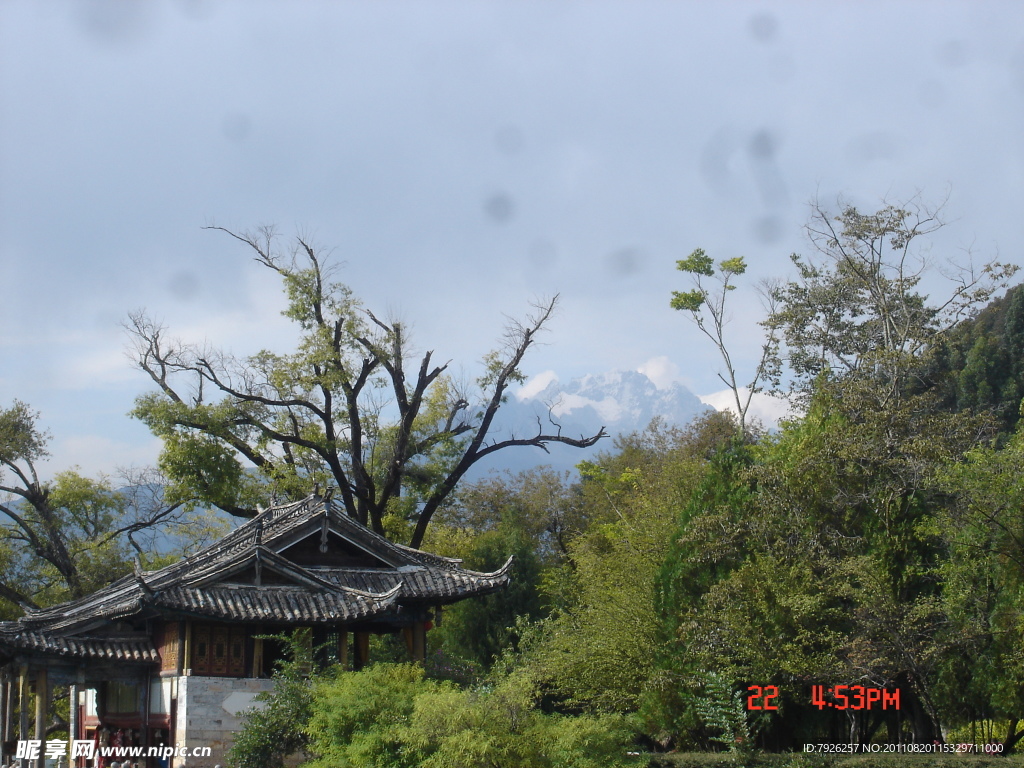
(2, 0), (1023, 477)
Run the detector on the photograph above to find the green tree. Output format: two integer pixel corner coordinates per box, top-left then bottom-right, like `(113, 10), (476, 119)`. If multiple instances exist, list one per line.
(524, 415), (735, 714)
(646, 437), (757, 747)
(650, 391), (982, 746)
(766, 197), (1017, 404)
(423, 470), (583, 671)
(934, 430), (1024, 750)
(429, 468), (588, 565)
(0, 401), (208, 610)
(931, 282), (1024, 434)
(649, 197), (1017, 747)
(127, 226), (604, 547)
(429, 522), (544, 673)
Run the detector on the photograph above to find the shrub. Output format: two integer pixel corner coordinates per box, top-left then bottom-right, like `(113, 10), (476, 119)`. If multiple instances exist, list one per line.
(302, 662), (641, 768)
(227, 630), (314, 768)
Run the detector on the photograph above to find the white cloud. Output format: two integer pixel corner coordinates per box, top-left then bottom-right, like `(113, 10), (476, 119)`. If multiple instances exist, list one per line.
(516, 370), (558, 401)
(637, 356), (683, 390)
(698, 387), (793, 428)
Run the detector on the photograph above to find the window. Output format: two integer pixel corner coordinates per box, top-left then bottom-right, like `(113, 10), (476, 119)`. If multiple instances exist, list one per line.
(106, 682), (139, 714)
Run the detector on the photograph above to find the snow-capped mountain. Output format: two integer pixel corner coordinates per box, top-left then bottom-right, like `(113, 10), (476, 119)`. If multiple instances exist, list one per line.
(526, 369), (707, 429)
(470, 369), (710, 477)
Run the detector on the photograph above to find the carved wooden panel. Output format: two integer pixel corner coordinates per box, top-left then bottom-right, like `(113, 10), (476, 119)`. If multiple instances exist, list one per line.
(159, 622), (180, 673)
(189, 622), (248, 677)
(210, 625), (229, 675)
(191, 624), (210, 675)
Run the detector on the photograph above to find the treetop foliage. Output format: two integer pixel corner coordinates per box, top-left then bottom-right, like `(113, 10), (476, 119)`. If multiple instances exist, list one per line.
(765, 198), (1018, 401)
(672, 249), (776, 436)
(0, 400), (49, 467)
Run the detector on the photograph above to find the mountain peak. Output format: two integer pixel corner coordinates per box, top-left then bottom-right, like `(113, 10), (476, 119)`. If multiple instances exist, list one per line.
(477, 368), (710, 477)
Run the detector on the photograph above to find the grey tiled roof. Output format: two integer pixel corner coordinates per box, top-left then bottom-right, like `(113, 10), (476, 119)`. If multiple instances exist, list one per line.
(315, 566), (512, 601)
(152, 582), (401, 623)
(0, 628), (159, 663)
(0, 495), (511, 664)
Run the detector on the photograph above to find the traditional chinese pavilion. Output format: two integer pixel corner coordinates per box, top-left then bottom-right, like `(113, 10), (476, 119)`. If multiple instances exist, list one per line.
(0, 494), (511, 767)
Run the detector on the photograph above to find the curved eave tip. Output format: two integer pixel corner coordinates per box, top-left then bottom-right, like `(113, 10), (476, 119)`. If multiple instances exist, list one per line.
(464, 555), (515, 580)
(374, 580), (404, 606)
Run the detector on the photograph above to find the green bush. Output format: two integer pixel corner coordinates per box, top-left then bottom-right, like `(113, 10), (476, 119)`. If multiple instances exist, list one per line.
(304, 663), (433, 768)
(302, 662), (642, 768)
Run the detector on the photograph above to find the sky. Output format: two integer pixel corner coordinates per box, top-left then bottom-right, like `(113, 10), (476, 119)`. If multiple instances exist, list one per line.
(2, 0), (1023, 478)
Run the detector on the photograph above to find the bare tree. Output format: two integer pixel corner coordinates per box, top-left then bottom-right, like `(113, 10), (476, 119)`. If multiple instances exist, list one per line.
(126, 226), (605, 548)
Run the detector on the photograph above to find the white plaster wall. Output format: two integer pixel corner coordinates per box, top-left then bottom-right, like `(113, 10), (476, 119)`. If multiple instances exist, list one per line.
(174, 677), (274, 768)
(150, 678), (172, 716)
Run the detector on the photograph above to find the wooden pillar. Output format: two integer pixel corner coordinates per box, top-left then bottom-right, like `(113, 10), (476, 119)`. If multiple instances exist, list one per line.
(19, 667), (29, 744)
(1, 672), (12, 764)
(68, 683), (79, 747)
(141, 672), (151, 753)
(353, 632), (370, 670)
(411, 622), (426, 663)
(252, 637), (265, 677)
(338, 631), (348, 671)
(1, 673), (10, 746)
(34, 668), (46, 739)
(34, 667), (47, 768)
(183, 621), (193, 675)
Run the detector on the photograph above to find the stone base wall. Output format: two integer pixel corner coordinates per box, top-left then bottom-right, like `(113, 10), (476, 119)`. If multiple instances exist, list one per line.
(174, 676), (274, 768)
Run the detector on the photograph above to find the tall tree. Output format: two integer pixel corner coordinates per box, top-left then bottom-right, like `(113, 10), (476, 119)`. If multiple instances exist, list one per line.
(765, 197), (1017, 404)
(127, 226), (604, 547)
(521, 414), (735, 715)
(935, 430), (1024, 750)
(671, 249), (779, 436)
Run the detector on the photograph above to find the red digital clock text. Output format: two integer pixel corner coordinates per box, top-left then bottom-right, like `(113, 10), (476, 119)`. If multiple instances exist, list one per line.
(746, 685), (779, 710)
(811, 684), (900, 710)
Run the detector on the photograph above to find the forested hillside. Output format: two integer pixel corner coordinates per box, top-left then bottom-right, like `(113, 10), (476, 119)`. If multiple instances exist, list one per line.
(936, 282), (1024, 435)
